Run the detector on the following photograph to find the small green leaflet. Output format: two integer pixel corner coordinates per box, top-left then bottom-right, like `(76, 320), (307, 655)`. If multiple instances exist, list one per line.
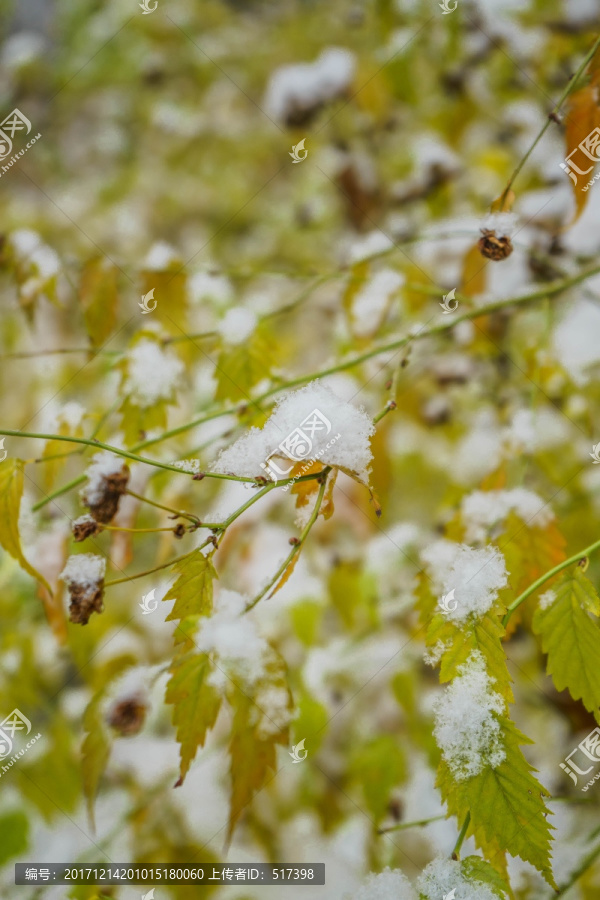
(533, 568), (600, 721)
(438, 716), (555, 888)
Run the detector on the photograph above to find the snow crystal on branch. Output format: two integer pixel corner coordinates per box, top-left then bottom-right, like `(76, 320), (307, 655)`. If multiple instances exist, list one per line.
(433, 652), (506, 781)
(461, 488), (554, 542)
(346, 868), (416, 900)
(211, 381), (375, 482)
(417, 857), (504, 900)
(171, 458), (202, 475)
(421, 540), (508, 622)
(60, 553), (106, 586)
(124, 338), (184, 407)
(265, 47), (356, 126)
(217, 307), (257, 345)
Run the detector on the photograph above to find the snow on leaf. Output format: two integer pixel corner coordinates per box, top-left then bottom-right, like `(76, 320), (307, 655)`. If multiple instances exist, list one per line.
(0, 459), (52, 596)
(166, 653), (222, 786)
(427, 609), (514, 704)
(438, 716), (555, 888)
(533, 568), (600, 721)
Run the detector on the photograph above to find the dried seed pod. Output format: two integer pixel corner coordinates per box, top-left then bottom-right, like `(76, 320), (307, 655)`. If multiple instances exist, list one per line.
(107, 697), (147, 736)
(478, 229), (513, 261)
(59, 553), (105, 625)
(72, 514), (101, 542)
(80, 452), (130, 523)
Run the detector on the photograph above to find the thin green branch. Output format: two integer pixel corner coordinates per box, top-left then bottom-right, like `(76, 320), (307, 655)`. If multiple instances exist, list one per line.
(244, 469), (331, 612)
(128, 261), (600, 454)
(104, 547), (200, 588)
(378, 814), (445, 835)
(125, 488), (200, 526)
(502, 536), (600, 628)
(554, 838), (600, 897)
(500, 32), (600, 206)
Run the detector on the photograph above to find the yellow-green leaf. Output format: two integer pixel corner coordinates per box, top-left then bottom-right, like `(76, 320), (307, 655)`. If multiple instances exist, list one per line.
(79, 257), (119, 347)
(164, 550), (217, 623)
(227, 681), (289, 842)
(214, 327), (274, 403)
(427, 609), (514, 705)
(0, 459), (52, 596)
(461, 856), (510, 898)
(166, 653), (221, 785)
(533, 568), (600, 720)
(81, 693), (111, 827)
(438, 717), (555, 888)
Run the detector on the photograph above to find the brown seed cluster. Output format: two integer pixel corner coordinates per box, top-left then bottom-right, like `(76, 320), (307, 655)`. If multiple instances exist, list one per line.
(107, 697), (148, 736)
(72, 514), (101, 542)
(478, 229), (513, 261)
(82, 463), (130, 523)
(67, 580), (104, 625)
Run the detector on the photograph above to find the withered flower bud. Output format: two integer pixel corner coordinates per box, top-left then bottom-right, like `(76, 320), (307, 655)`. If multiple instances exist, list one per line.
(72, 514), (101, 542)
(80, 452), (130, 523)
(107, 697), (147, 736)
(59, 553), (106, 625)
(478, 229), (513, 261)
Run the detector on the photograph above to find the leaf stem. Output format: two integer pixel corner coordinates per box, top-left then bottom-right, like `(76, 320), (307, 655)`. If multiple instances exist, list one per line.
(452, 812), (470, 860)
(104, 547), (200, 587)
(502, 536), (600, 628)
(378, 814), (446, 835)
(499, 33), (600, 206)
(125, 488), (200, 525)
(244, 469), (331, 612)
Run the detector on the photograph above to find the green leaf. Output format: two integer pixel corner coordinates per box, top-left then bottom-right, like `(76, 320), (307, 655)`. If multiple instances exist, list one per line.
(81, 693), (111, 827)
(79, 257), (119, 347)
(427, 609), (513, 704)
(461, 856), (510, 898)
(349, 735), (406, 822)
(166, 653), (222, 785)
(293, 693), (328, 754)
(0, 810), (29, 865)
(533, 568), (600, 720)
(214, 327), (274, 403)
(164, 549), (217, 624)
(0, 459), (52, 596)
(438, 717), (555, 888)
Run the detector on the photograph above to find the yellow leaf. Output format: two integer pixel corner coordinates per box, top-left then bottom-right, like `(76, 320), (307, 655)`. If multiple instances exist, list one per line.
(461, 241), (487, 298)
(0, 459), (52, 596)
(227, 670), (290, 842)
(214, 326), (274, 404)
(490, 190), (515, 213)
(269, 551), (301, 599)
(79, 257), (119, 347)
(563, 83), (600, 223)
